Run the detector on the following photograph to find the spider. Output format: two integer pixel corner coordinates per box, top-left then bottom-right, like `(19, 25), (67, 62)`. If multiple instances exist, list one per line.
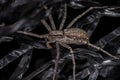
(17, 3), (119, 80)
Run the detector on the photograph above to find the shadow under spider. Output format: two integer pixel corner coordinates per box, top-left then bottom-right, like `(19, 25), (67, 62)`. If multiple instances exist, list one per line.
(17, 3), (119, 80)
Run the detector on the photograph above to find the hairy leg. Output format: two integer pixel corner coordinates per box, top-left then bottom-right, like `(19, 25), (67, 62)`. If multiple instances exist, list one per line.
(66, 6), (107, 29)
(59, 43), (76, 80)
(17, 31), (48, 38)
(59, 3), (67, 30)
(87, 42), (119, 59)
(41, 19), (52, 32)
(53, 42), (60, 80)
(44, 6), (56, 30)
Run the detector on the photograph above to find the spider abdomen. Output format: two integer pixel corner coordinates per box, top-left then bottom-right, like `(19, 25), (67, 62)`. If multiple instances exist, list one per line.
(63, 28), (89, 44)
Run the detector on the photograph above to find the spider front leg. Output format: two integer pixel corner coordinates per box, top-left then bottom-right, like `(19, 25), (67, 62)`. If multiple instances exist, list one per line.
(59, 43), (76, 80)
(59, 3), (67, 30)
(17, 31), (48, 39)
(41, 19), (52, 32)
(44, 6), (56, 30)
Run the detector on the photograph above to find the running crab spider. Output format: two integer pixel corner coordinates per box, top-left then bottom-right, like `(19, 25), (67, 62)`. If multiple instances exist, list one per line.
(17, 3), (119, 80)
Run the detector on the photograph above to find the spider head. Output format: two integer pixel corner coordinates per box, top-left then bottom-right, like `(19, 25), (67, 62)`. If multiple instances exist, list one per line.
(49, 31), (63, 36)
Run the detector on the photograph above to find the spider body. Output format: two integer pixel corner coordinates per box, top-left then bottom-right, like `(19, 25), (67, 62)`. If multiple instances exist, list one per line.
(48, 28), (89, 45)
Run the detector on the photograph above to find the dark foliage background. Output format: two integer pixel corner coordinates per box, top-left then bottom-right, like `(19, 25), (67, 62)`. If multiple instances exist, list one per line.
(0, 0), (120, 80)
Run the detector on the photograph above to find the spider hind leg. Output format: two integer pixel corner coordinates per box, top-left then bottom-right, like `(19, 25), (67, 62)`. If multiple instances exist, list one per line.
(87, 42), (119, 59)
(59, 43), (76, 80)
(52, 42), (60, 80)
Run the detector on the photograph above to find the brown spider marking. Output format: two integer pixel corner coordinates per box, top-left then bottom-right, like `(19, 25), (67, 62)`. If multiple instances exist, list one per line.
(17, 3), (119, 80)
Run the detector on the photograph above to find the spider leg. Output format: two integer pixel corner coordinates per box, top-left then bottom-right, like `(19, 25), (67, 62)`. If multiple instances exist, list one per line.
(17, 31), (48, 38)
(59, 3), (67, 30)
(44, 6), (56, 30)
(66, 6), (107, 29)
(87, 42), (119, 59)
(41, 19), (52, 32)
(82, 11), (102, 37)
(53, 42), (60, 80)
(59, 43), (76, 80)
(17, 31), (53, 49)
(87, 8), (120, 38)
(46, 41), (53, 48)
